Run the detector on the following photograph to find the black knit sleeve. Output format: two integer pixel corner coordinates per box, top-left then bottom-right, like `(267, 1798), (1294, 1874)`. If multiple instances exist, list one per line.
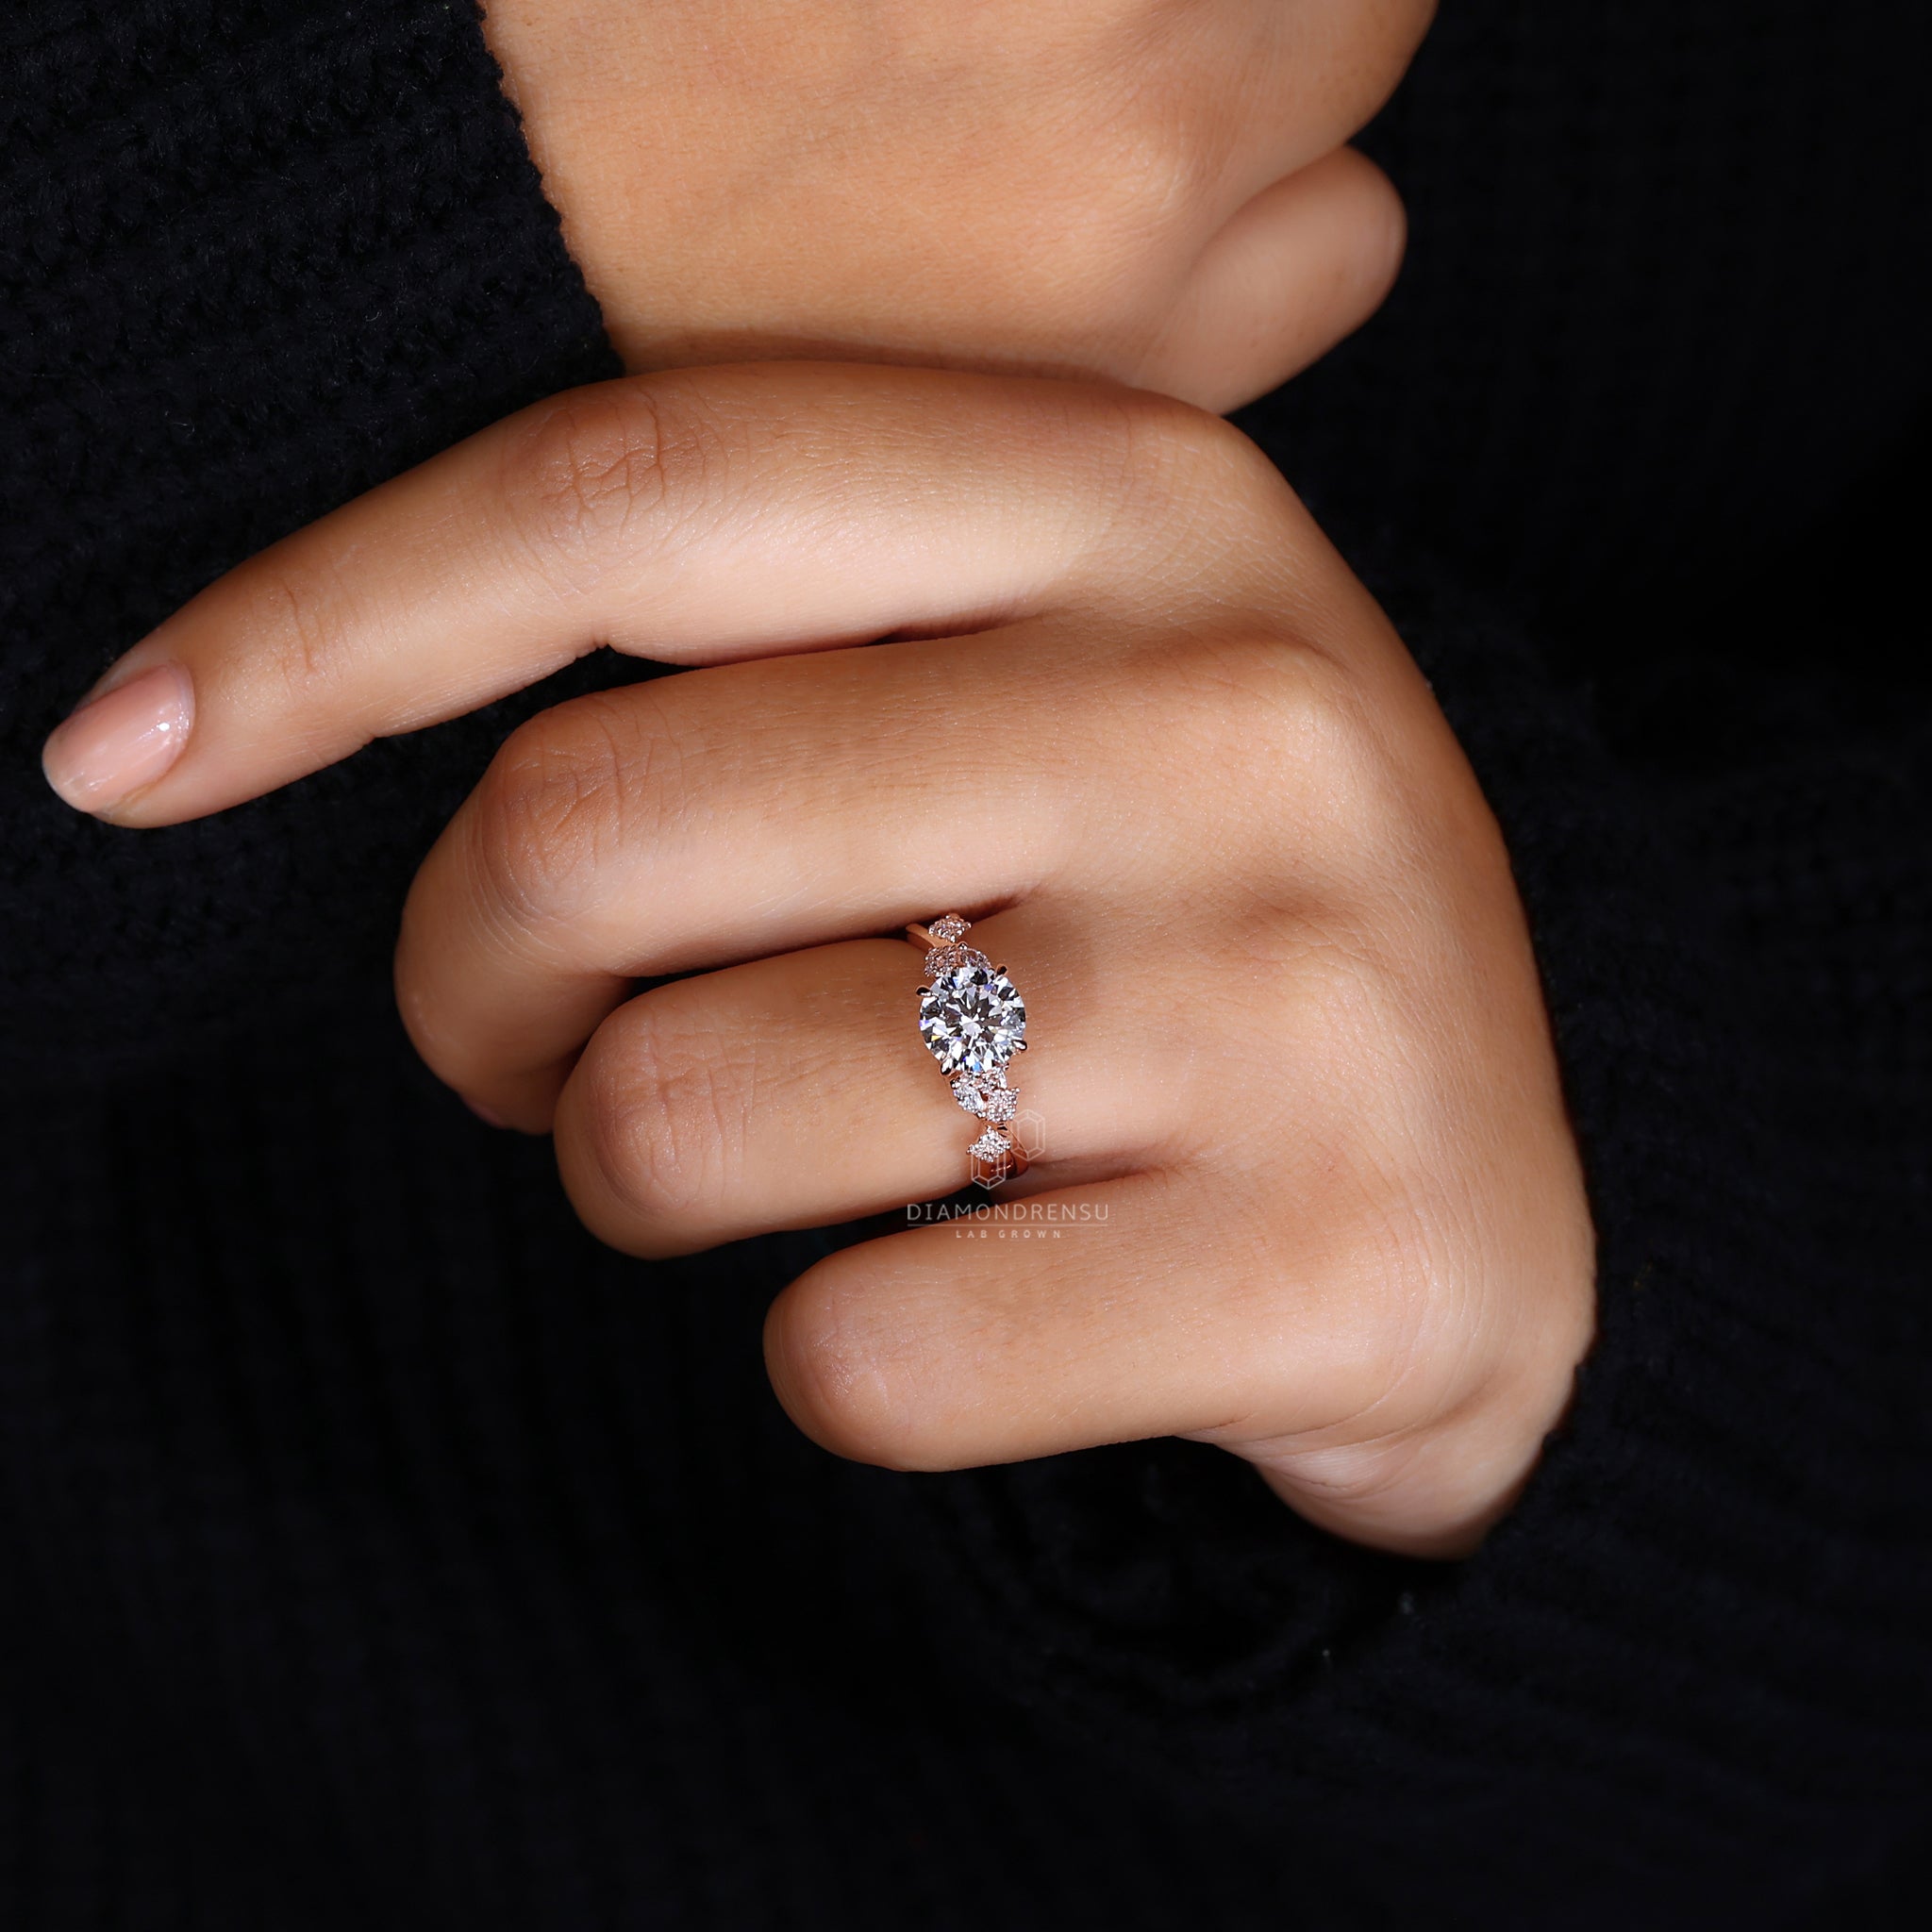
(874, 556), (1932, 1922)
(0, 0), (620, 1074)
(0, 0), (617, 591)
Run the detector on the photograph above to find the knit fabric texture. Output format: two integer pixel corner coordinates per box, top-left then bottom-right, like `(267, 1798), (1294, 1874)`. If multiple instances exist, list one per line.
(1, 2), (1926, 1926)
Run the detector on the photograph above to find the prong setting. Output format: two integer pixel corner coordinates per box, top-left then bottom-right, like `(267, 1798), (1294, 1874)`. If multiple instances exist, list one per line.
(906, 913), (1030, 1184)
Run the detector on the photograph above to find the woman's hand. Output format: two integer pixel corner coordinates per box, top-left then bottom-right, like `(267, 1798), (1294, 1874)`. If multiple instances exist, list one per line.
(42, 364), (1595, 1557)
(481, 0), (1431, 409)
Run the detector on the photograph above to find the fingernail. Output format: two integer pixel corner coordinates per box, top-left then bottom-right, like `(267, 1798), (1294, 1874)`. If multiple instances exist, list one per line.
(42, 663), (195, 815)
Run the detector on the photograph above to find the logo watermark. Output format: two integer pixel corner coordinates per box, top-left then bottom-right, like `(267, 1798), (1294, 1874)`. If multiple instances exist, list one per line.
(906, 1196), (1110, 1237)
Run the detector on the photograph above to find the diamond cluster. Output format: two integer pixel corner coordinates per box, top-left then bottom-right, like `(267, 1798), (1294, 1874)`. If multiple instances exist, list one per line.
(922, 942), (989, 982)
(951, 1073), (1017, 1122)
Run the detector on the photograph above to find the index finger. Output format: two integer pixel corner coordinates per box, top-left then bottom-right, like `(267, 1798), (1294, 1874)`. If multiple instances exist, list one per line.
(40, 363), (1241, 826)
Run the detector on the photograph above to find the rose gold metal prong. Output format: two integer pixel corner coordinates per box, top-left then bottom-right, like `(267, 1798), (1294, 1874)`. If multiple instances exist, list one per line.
(906, 923), (936, 949)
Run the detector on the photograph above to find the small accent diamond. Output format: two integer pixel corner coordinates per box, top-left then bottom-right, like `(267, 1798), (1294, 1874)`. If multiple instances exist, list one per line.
(924, 943), (989, 981)
(952, 1074), (1017, 1122)
(926, 914), (971, 944)
(969, 1126), (1012, 1163)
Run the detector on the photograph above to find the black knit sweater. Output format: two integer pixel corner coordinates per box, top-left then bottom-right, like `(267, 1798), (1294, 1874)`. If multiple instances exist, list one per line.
(2, 3), (1926, 1926)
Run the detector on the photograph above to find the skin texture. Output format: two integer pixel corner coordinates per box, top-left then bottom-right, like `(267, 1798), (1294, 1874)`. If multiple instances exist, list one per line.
(42, 365), (1598, 1558)
(479, 0), (1434, 408)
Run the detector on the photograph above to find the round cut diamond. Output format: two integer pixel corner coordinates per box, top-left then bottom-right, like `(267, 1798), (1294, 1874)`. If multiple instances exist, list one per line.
(920, 959), (1025, 1077)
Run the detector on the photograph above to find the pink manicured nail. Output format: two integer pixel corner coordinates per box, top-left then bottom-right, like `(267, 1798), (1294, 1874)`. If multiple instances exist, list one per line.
(42, 663), (195, 814)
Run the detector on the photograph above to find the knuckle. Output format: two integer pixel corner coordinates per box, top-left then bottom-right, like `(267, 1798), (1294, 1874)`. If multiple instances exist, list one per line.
(1076, 114), (1203, 244)
(765, 1272), (925, 1469)
(1224, 631), (1369, 761)
(1063, 13), (1243, 222)
(1100, 391), (1301, 556)
(468, 708), (623, 934)
(1156, 625), (1375, 786)
(1174, 403), (1305, 508)
(1093, 625), (1410, 893)
(464, 691), (681, 935)
(566, 1003), (743, 1233)
(497, 378), (732, 591)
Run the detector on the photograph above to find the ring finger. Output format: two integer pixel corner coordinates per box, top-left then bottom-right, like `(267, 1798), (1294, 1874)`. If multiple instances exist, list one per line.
(550, 908), (1191, 1257)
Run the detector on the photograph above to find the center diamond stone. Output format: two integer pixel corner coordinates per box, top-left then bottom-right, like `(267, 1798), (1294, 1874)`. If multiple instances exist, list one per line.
(919, 959), (1025, 1077)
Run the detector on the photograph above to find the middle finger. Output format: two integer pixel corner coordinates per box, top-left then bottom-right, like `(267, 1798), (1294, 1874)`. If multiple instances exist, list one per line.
(395, 620), (1266, 1127)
